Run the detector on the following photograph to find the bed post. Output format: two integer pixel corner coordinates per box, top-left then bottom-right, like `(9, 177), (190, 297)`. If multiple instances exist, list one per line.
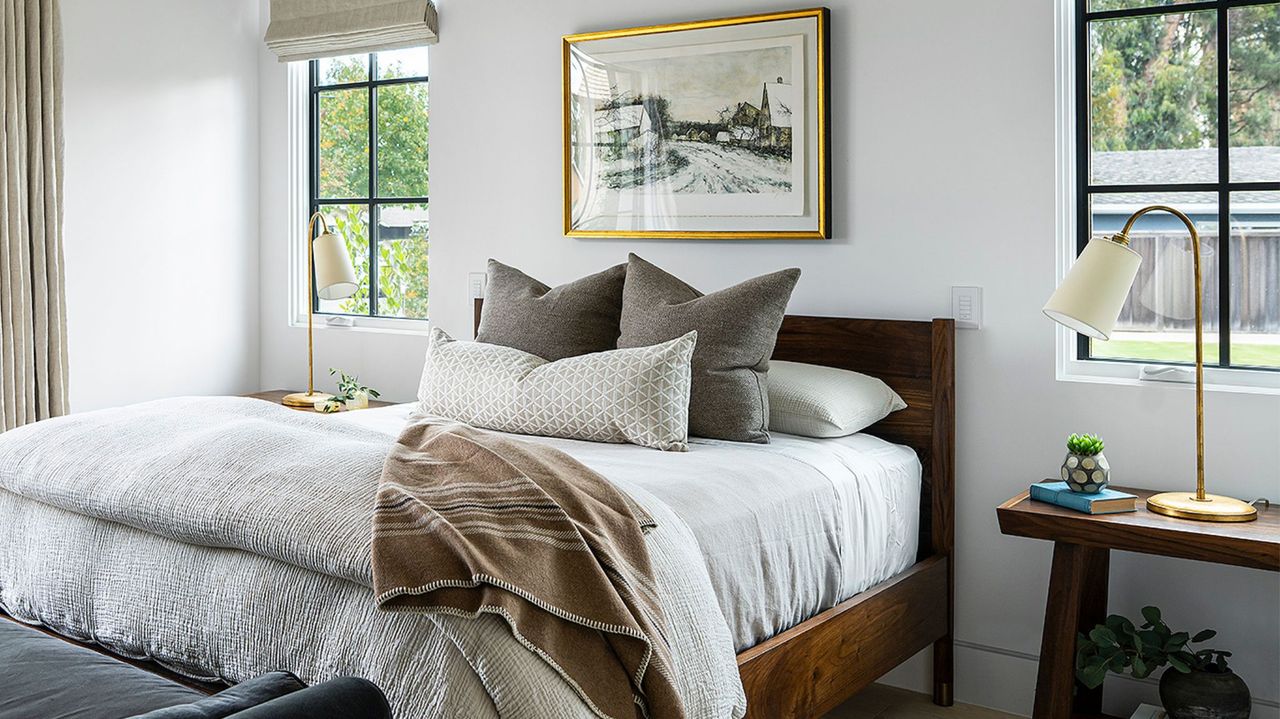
(930, 318), (956, 707)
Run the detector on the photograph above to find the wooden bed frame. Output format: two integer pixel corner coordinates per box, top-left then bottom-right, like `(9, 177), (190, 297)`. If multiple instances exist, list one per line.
(4, 308), (955, 716)
(473, 301), (957, 716)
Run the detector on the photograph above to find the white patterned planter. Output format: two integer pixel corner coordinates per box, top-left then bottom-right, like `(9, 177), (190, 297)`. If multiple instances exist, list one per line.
(1061, 452), (1110, 493)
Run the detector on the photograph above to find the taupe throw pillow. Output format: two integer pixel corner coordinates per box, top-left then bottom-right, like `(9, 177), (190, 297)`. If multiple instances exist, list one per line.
(476, 259), (626, 361)
(618, 254), (800, 443)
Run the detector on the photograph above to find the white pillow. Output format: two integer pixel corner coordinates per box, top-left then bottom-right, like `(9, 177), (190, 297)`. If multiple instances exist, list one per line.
(416, 328), (696, 451)
(767, 360), (907, 438)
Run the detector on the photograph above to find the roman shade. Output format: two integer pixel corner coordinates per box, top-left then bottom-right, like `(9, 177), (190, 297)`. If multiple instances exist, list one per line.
(265, 0), (438, 63)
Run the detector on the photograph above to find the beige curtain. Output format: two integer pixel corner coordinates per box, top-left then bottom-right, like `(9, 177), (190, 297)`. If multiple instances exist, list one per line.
(0, 0), (69, 432)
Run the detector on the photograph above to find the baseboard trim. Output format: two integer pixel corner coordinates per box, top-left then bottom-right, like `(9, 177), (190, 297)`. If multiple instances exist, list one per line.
(953, 638), (1280, 710)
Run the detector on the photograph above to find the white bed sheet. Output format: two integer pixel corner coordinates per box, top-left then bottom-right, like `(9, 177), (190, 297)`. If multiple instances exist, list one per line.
(338, 404), (921, 651)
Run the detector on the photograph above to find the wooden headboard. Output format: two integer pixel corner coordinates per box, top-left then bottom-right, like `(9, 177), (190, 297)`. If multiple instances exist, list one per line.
(472, 299), (955, 563)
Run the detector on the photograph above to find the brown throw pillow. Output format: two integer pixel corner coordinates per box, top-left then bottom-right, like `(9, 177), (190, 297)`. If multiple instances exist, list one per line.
(618, 253), (800, 443)
(476, 259), (626, 361)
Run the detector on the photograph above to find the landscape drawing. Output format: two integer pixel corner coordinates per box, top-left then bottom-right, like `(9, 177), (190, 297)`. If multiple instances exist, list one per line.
(587, 45), (798, 195)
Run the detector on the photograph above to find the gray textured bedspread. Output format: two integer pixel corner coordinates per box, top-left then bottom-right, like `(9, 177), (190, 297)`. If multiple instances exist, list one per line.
(0, 397), (745, 719)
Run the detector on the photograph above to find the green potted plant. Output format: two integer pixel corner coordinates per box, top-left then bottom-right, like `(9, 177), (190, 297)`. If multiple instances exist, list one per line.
(1076, 606), (1250, 719)
(319, 368), (381, 413)
(1061, 432), (1109, 493)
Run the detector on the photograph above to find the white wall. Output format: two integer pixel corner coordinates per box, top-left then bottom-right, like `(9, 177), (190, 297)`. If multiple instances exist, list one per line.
(62, 0), (261, 411)
(258, 0), (1280, 715)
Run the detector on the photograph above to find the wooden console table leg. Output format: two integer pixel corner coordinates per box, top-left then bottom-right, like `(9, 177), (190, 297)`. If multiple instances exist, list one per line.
(1033, 542), (1110, 719)
(1074, 546), (1110, 714)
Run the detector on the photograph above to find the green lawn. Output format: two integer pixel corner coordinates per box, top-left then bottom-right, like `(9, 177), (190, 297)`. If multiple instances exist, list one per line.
(1093, 340), (1280, 368)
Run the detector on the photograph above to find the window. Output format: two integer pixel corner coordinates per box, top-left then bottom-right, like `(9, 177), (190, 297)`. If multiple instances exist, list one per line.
(1075, 1), (1279, 372)
(309, 49), (429, 321)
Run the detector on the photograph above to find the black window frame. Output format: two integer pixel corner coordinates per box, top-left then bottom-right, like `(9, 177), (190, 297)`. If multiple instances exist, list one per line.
(1075, 0), (1280, 371)
(308, 52), (429, 320)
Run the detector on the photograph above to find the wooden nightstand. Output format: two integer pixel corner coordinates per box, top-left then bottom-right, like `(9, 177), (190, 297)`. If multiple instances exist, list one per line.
(997, 485), (1279, 719)
(243, 389), (394, 413)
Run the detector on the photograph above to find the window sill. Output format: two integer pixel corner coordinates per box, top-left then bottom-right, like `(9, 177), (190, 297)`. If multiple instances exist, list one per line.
(290, 314), (431, 336)
(1058, 358), (1280, 396)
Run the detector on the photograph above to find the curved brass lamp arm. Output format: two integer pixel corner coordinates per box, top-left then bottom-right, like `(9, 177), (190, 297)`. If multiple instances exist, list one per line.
(1112, 205), (1206, 501)
(1116, 204), (1198, 245)
(308, 211), (330, 235)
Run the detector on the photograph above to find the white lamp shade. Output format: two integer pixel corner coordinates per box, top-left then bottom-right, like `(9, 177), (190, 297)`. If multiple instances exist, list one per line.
(313, 231), (358, 301)
(1043, 237), (1143, 340)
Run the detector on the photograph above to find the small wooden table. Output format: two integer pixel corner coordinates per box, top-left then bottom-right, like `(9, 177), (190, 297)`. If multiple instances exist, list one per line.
(997, 485), (1279, 719)
(244, 389), (394, 413)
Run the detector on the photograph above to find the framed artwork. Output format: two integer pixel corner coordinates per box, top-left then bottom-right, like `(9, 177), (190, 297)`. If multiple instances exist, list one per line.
(562, 8), (831, 240)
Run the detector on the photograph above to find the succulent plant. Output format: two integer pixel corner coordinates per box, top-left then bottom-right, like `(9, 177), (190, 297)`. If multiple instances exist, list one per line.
(1067, 433), (1105, 456)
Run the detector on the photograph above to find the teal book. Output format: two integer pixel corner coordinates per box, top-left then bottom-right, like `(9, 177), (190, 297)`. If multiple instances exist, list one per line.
(1030, 481), (1137, 514)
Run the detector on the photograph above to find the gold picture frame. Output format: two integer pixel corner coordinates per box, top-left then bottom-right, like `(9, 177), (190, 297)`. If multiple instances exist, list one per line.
(562, 8), (831, 240)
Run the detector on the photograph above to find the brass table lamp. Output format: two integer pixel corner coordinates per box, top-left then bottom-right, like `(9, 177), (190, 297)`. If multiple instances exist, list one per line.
(282, 211), (358, 408)
(1043, 205), (1257, 522)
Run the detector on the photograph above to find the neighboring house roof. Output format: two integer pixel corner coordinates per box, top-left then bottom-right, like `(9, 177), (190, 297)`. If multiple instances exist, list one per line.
(594, 105), (646, 133)
(1091, 147), (1279, 208)
(762, 82), (796, 128)
(715, 131), (731, 142)
(731, 126), (759, 141)
(378, 206), (429, 229)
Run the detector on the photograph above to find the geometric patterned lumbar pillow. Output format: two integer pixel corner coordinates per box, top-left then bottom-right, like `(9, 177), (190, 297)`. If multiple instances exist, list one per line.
(416, 327), (696, 451)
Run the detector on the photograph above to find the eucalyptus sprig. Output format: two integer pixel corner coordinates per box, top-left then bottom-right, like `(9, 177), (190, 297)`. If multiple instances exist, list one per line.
(1076, 606), (1229, 689)
(318, 397), (346, 414)
(330, 368), (381, 400)
(1066, 433), (1105, 456)
(319, 368), (381, 413)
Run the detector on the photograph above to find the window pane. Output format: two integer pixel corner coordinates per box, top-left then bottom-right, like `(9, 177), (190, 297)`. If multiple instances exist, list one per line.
(1087, 192), (1221, 364)
(317, 54), (369, 85)
(318, 88), (370, 199)
(374, 204), (429, 319)
(1088, 11), (1218, 185)
(376, 47), (429, 80)
(1229, 191), (1280, 368)
(315, 204), (370, 316)
(375, 83), (429, 198)
(1089, 0), (1204, 13)
(1228, 4), (1280, 183)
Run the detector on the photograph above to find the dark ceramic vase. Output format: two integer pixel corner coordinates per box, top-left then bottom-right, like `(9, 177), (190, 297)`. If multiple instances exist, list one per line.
(1159, 668), (1251, 719)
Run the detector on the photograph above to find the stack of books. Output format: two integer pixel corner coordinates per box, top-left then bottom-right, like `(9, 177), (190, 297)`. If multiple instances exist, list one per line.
(1029, 481), (1137, 514)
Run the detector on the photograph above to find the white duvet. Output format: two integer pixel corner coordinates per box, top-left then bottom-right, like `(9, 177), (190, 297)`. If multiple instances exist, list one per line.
(340, 404), (921, 652)
(0, 397), (921, 718)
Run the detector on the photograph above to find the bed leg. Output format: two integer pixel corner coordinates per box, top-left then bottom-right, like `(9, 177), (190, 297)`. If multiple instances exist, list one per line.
(932, 635), (954, 706)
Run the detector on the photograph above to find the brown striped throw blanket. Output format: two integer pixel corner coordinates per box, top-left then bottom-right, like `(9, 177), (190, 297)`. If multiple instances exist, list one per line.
(372, 419), (683, 719)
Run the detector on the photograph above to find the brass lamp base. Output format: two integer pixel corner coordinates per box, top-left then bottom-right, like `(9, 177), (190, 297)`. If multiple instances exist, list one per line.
(281, 391), (333, 408)
(1146, 491), (1258, 523)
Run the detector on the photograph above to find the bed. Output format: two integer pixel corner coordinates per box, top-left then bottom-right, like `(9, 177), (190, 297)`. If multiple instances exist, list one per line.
(0, 312), (954, 718)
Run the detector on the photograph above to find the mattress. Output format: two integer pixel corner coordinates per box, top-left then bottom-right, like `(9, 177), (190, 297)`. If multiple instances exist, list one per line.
(338, 404), (922, 651)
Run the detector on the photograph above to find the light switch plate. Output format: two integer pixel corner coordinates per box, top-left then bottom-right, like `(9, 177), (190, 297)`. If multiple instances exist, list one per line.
(468, 272), (487, 300)
(951, 286), (982, 329)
